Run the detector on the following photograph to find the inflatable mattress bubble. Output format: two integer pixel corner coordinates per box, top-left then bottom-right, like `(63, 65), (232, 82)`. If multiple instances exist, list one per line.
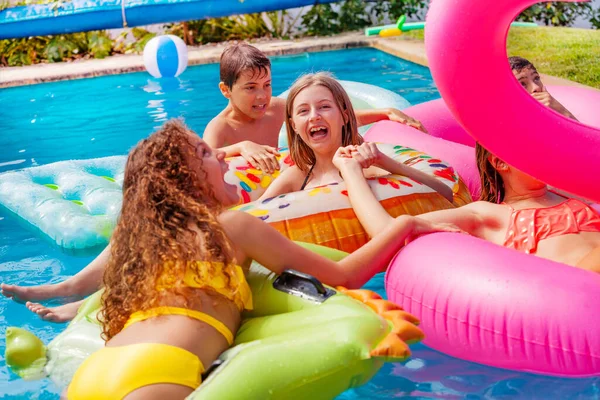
(0, 156), (126, 250)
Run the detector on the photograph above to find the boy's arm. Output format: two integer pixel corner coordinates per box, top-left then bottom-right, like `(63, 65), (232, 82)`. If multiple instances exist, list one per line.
(532, 90), (578, 121)
(551, 99), (578, 121)
(234, 141), (280, 174)
(204, 120), (280, 173)
(354, 108), (428, 133)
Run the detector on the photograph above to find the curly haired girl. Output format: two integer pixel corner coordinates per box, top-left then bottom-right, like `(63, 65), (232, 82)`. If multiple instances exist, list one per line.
(64, 119), (460, 399)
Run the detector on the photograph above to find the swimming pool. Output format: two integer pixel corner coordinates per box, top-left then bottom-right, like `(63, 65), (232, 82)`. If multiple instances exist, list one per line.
(0, 47), (598, 399)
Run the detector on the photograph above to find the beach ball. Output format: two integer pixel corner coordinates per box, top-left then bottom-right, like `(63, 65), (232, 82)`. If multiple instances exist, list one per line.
(143, 35), (188, 78)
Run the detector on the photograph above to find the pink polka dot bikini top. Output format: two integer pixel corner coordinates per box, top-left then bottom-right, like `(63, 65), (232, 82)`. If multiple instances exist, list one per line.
(503, 198), (600, 254)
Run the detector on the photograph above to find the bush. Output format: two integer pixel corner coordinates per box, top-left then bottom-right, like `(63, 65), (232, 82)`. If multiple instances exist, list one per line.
(517, 3), (593, 27)
(0, 31), (116, 66)
(167, 13), (277, 44)
(301, 0), (428, 36)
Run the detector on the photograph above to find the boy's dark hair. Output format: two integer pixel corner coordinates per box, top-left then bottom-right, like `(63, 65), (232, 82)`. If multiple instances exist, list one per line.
(220, 43), (271, 88)
(508, 56), (536, 73)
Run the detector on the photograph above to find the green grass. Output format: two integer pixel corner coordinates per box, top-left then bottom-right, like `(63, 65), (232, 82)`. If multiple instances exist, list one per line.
(400, 27), (600, 88)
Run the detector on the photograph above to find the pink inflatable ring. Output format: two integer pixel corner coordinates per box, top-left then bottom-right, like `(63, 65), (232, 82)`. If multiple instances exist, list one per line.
(385, 233), (600, 377)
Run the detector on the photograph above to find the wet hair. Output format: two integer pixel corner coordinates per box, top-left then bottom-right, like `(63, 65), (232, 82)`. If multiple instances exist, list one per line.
(508, 56), (537, 73)
(101, 119), (234, 340)
(476, 142), (505, 203)
(285, 72), (362, 173)
(220, 43), (271, 88)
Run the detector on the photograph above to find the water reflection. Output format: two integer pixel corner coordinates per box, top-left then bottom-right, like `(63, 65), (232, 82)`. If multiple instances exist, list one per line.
(143, 77), (195, 124)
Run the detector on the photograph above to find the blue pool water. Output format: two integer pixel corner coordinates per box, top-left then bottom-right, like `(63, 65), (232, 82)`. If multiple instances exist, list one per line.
(0, 47), (598, 399)
(0, 47), (438, 174)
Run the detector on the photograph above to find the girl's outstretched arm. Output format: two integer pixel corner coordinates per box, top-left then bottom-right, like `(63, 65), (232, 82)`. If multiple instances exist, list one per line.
(375, 153), (453, 202)
(1, 243), (109, 302)
(220, 210), (462, 289)
(334, 148), (482, 238)
(355, 108), (428, 133)
(351, 143), (453, 203)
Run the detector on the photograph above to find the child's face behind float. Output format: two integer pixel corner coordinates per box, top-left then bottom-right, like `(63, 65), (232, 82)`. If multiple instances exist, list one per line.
(222, 68), (273, 120)
(513, 66), (545, 94)
(290, 85), (346, 156)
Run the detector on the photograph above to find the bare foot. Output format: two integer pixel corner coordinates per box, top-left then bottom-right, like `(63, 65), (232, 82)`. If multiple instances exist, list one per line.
(25, 300), (83, 323)
(1, 282), (71, 303)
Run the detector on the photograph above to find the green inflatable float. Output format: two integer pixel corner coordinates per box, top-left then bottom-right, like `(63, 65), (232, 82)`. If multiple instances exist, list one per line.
(5, 243), (424, 399)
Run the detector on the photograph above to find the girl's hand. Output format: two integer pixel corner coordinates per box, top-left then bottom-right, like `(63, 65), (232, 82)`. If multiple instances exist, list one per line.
(333, 146), (362, 172)
(403, 216), (467, 245)
(387, 109), (429, 134)
(349, 142), (382, 169)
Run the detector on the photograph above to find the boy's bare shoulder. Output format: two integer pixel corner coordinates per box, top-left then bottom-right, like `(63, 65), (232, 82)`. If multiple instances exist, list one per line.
(204, 112), (235, 146)
(266, 97), (287, 126)
(271, 97), (286, 109)
(206, 111), (234, 131)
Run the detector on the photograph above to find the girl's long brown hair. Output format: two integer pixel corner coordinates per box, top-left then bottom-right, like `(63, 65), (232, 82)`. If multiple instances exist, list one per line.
(101, 120), (234, 340)
(476, 142), (505, 203)
(285, 72), (363, 173)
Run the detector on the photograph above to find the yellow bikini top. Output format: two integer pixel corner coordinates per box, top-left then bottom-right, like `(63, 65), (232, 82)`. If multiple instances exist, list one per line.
(155, 261), (253, 311)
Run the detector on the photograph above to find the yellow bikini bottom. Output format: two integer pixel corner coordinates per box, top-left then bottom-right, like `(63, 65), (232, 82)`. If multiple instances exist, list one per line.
(68, 307), (235, 399)
(67, 343), (204, 400)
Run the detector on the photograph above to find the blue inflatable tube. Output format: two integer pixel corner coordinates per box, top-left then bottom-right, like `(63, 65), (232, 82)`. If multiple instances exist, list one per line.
(0, 0), (338, 40)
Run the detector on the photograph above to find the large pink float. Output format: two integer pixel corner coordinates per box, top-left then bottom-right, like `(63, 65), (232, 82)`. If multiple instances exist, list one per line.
(386, 233), (600, 377)
(384, 0), (600, 377)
